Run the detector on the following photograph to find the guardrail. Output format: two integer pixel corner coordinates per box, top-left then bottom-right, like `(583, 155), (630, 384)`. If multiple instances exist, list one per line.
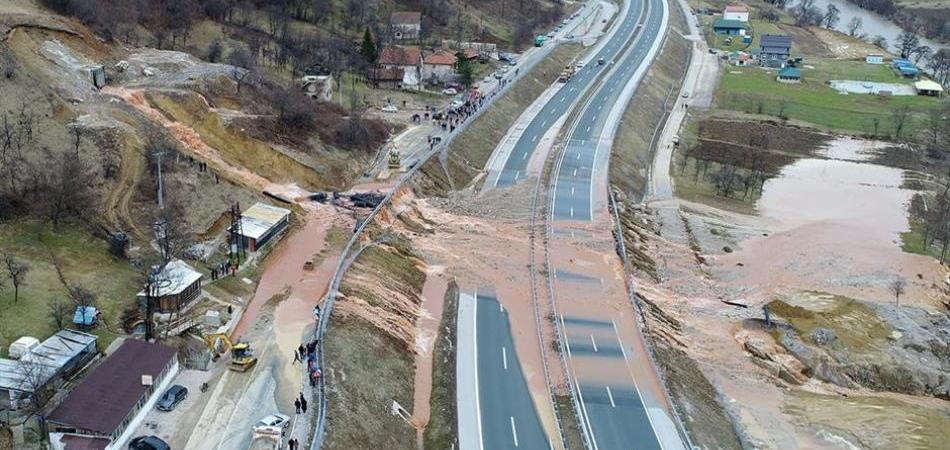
(307, 9), (591, 445)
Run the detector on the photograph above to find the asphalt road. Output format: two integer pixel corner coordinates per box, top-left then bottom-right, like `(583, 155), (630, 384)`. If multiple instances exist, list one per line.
(476, 294), (549, 450)
(492, 0), (646, 187)
(552, 0), (665, 221)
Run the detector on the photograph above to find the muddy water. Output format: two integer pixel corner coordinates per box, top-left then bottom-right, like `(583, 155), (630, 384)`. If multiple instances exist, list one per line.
(411, 267), (448, 447)
(721, 151), (945, 308)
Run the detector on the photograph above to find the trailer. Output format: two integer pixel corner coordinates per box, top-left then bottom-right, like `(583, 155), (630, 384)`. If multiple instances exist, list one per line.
(557, 65), (576, 82)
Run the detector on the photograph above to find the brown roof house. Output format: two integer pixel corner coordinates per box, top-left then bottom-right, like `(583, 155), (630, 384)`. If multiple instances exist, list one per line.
(46, 339), (178, 450)
(378, 46), (422, 88)
(390, 11), (422, 42)
(422, 50), (458, 84)
(368, 68), (406, 89)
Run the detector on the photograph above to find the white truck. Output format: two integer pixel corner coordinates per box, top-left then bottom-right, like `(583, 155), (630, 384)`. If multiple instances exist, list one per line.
(248, 426), (284, 450)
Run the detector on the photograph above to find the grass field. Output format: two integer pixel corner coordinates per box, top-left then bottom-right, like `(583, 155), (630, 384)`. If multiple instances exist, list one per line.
(716, 59), (947, 137)
(0, 221), (140, 355)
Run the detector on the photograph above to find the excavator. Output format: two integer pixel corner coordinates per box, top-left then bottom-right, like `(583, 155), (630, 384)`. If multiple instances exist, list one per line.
(204, 332), (258, 372)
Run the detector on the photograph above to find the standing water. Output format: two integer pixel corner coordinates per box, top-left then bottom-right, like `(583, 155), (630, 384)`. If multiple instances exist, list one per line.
(787, 0), (948, 54)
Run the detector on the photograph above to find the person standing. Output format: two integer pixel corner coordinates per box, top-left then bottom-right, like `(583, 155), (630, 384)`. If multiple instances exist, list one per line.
(294, 398), (301, 414)
(293, 349), (301, 364)
(301, 396), (308, 414)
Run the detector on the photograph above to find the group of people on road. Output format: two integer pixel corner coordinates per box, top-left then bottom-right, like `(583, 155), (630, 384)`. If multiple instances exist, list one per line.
(294, 391), (308, 414)
(295, 338), (321, 387)
(287, 437), (301, 450)
(209, 260), (237, 280)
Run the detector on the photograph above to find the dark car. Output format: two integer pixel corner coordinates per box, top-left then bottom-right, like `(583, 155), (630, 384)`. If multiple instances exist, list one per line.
(156, 385), (188, 411)
(129, 436), (170, 450)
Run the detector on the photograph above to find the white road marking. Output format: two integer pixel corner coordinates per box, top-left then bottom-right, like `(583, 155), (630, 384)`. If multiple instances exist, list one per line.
(606, 386), (616, 408)
(532, 135), (538, 142)
(571, 186), (575, 196)
(576, 153), (581, 160)
(586, 126), (591, 132)
(570, 207), (575, 217)
(522, 152), (527, 160)
(590, 334), (598, 352)
(515, 170), (520, 180)
(542, 120), (547, 127)
(502, 346), (508, 370)
(510, 416), (519, 447)
(572, 168), (577, 176)
(612, 320), (628, 361)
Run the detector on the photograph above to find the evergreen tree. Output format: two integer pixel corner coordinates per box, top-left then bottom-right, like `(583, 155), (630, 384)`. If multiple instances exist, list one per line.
(361, 28), (378, 65)
(455, 52), (474, 87)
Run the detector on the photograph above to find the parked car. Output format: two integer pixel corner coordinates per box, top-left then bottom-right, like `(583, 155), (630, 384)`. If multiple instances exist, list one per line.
(256, 413), (291, 430)
(129, 436), (170, 450)
(597, 57), (605, 65)
(493, 71), (503, 79)
(576, 62), (586, 69)
(441, 88), (458, 95)
(546, 32), (555, 38)
(708, 48), (717, 54)
(567, 34), (576, 39)
(500, 66), (509, 73)
(156, 385), (187, 412)
(483, 76), (492, 83)
(681, 92), (689, 99)
(381, 104), (398, 113)
(508, 59), (518, 66)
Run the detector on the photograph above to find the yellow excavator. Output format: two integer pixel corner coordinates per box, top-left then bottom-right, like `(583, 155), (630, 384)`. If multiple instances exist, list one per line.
(204, 332), (258, 372)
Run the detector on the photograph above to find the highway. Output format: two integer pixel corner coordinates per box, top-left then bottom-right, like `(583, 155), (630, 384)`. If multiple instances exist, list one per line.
(492, 0), (646, 187)
(457, 292), (548, 450)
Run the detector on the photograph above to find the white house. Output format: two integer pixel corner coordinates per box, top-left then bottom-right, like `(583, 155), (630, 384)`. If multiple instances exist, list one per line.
(723, 5), (750, 22)
(865, 54), (884, 64)
(390, 11), (422, 42)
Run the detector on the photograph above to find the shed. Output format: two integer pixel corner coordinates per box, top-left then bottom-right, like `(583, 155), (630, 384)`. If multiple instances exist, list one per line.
(0, 330), (98, 411)
(777, 67), (802, 83)
(9, 337), (40, 360)
(915, 80), (944, 97)
(233, 203), (292, 252)
(713, 19), (747, 36)
(865, 54), (884, 64)
(136, 259), (203, 313)
(390, 11), (422, 41)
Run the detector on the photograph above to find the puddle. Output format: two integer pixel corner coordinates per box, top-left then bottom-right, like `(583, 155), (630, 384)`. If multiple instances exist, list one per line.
(757, 158), (910, 244)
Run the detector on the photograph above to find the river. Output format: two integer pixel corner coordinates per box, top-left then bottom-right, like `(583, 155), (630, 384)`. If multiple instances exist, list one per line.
(788, 0), (948, 54)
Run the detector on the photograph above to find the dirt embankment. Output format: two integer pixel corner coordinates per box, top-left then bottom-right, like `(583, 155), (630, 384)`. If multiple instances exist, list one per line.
(324, 224), (428, 450)
(609, 21), (690, 201)
(412, 44), (583, 196)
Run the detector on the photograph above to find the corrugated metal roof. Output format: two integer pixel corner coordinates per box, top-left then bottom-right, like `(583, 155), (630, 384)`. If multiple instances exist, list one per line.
(760, 34), (792, 50)
(915, 80), (943, 91)
(46, 339), (177, 436)
(713, 19), (747, 29)
(0, 330), (97, 393)
(238, 203), (291, 240)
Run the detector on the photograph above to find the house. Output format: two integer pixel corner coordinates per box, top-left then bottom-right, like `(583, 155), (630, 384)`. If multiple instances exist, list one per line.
(135, 259), (203, 313)
(723, 4), (750, 22)
(915, 79), (944, 97)
(301, 74), (333, 101)
(713, 19), (747, 36)
(46, 340), (178, 450)
(233, 202), (291, 252)
(422, 50), (458, 84)
(390, 11), (422, 42)
(759, 34), (792, 68)
(367, 68), (406, 89)
(728, 51), (751, 66)
(0, 330), (97, 412)
(865, 54), (884, 64)
(892, 58), (920, 78)
(777, 67), (802, 83)
(378, 46), (422, 88)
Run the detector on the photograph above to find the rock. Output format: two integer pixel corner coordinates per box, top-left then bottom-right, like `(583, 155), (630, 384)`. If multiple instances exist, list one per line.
(888, 330), (903, 341)
(115, 60), (129, 71)
(142, 66), (155, 76)
(811, 327), (838, 345)
(742, 336), (774, 361)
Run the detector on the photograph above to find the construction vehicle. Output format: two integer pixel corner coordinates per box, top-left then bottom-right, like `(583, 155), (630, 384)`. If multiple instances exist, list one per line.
(388, 147), (401, 169)
(204, 332), (258, 372)
(534, 35), (546, 47)
(557, 64), (576, 82)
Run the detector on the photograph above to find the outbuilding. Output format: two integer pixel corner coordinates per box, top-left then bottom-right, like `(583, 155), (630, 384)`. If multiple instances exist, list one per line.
(136, 259), (203, 313)
(865, 54), (884, 64)
(46, 339), (178, 450)
(777, 67), (802, 83)
(713, 19), (747, 36)
(233, 202), (292, 252)
(759, 34), (792, 68)
(390, 11), (422, 42)
(915, 79), (944, 97)
(0, 330), (98, 412)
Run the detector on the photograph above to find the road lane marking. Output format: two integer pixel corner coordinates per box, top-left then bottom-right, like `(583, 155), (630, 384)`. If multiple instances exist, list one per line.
(586, 126), (591, 132)
(510, 416), (519, 447)
(473, 292), (484, 450)
(532, 135), (538, 142)
(570, 207), (574, 217)
(522, 152), (527, 160)
(515, 170), (520, 180)
(571, 186), (575, 196)
(573, 168), (577, 176)
(590, 334), (598, 352)
(502, 346), (508, 370)
(606, 386), (616, 407)
(612, 320), (628, 361)
(541, 120), (547, 127)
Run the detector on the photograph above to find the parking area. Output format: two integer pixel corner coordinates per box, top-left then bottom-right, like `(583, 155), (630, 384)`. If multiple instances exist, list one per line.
(131, 369), (216, 448)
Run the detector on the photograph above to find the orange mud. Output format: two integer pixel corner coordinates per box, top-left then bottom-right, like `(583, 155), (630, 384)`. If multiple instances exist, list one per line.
(411, 266), (449, 442)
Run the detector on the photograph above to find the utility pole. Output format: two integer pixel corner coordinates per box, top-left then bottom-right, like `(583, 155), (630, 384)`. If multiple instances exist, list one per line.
(155, 149), (166, 209)
(228, 203), (245, 268)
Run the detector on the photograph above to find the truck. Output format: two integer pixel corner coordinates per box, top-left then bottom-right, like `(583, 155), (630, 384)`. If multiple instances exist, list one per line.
(534, 35), (546, 47)
(248, 426), (283, 450)
(557, 64), (576, 82)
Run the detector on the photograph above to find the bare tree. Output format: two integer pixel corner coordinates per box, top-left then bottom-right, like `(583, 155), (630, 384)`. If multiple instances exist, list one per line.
(846, 17), (863, 37)
(37, 147), (98, 227)
(891, 106), (911, 139)
(228, 47), (256, 93)
(2, 253), (29, 303)
(897, 30), (920, 59)
(889, 275), (906, 307)
(48, 296), (72, 330)
(822, 4), (840, 29)
(869, 35), (888, 50)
